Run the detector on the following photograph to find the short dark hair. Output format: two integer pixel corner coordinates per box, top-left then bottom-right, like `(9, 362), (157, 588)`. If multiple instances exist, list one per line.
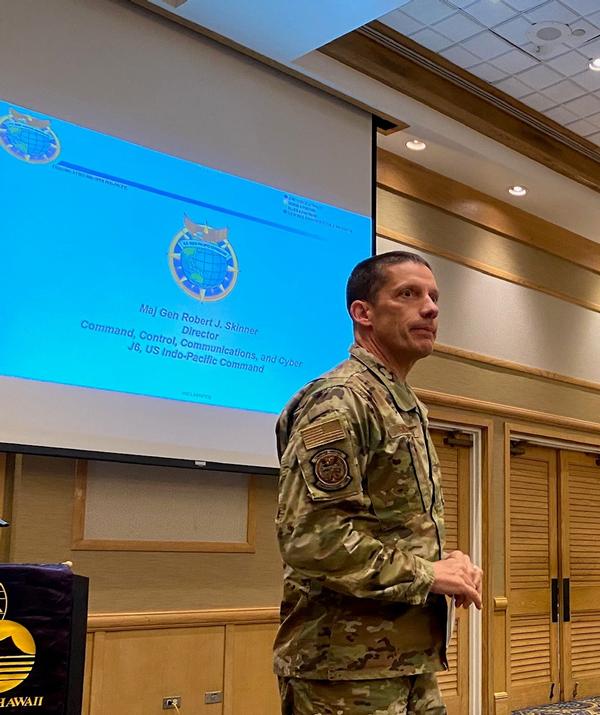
(346, 251), (432, 311)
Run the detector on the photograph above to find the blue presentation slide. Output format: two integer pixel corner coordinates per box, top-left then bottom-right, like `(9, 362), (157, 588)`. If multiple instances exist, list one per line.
(0, 99), (371, 414)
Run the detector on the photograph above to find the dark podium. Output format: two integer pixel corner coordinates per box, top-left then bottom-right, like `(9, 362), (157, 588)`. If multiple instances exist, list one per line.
(0, 564), (88, 713)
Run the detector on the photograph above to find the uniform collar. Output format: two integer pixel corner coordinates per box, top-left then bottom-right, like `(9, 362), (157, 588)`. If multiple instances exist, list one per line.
(349, 344), (418, 413)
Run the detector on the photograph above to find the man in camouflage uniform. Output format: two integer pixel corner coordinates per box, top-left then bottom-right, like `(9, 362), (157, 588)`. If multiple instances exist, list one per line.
(275, 252), (482, 714)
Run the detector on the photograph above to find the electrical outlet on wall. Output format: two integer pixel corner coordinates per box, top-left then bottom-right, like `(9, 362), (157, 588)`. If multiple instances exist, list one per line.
(162, 696), (181, 710)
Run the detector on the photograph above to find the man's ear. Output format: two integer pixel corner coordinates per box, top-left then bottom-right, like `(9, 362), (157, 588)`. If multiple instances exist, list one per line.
(349, 299), (372, 327)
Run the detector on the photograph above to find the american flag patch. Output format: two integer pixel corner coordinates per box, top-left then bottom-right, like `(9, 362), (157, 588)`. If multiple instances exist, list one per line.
(301, 418), (346, 450)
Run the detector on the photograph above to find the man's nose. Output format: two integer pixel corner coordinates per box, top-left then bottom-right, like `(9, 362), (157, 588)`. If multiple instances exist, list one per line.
(421, 296), (439, 318)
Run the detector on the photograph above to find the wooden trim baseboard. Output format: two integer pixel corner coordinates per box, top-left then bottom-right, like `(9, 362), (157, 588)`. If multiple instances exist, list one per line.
(87, 606), (280, 632)
(378, 223), (600, 315)
(377, 150), (600, 275)
(433, 344), (600, 395)
(416, 388), (600, 436)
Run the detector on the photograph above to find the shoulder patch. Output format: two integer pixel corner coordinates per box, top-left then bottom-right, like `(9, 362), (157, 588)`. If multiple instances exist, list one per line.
(300, 417), (346, 450)
(311, 449), (351, 491)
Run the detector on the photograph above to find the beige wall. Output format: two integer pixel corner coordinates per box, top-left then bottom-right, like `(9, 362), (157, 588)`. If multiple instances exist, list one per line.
(8, 455), (281, 613)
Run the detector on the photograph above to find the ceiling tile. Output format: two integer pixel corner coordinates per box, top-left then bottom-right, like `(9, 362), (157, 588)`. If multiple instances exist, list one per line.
(578, 34), (600, 57)
(494, 16), (533, 44)
(504, 0), (550, 10)
(545, 105), (580, 123)
(588, 131), (600, 144)
(584, 111), (600, 126)
(571, 68), (600, 90)
(566, 118), (598, 135)
(470, 62), (509, 81)
(564, 92), (600, 115)
(522, 41), (569, 58)
(463, 0), (518, 26)
(543, 78), (587, 101)
(561, 0), (600, 17)
(517, 63), (564, 87)
(440, 45), (482, 66)
(546, 49), (590, 75)
(525, 1), (579, 24)
(587, 10), (600, 28)
(462, 30), (515, 58)
(410, 27), (454, 51)
(563, 20), (600, 48)
(401, 0), (455, 23)
(447, 0), (478, 7)
(433, 13), (483, 41)
(494, 76), (536, 97)
(521, 92), (557, 110)
(379, 10), (425, 36)
(491, 49), (539, 72)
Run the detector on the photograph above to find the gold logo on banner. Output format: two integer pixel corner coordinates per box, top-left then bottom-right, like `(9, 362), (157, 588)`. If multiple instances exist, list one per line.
(0, 583), (37, 696)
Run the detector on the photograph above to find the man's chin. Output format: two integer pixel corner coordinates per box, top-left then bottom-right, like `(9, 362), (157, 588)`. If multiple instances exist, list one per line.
(414, 339), (435, 358)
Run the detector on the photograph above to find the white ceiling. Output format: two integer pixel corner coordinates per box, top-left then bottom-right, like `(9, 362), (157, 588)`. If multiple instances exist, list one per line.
(148, 0), (410, 61)
(139, 0), (600, 244)
(380, 0), (600, 145)
(295, 50), (600, 244)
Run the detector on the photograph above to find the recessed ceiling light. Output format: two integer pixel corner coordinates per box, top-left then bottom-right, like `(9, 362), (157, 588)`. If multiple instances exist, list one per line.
(589, 58), (600, 71)
(406, 139), (427, 151)
(508, 185), (527, 197)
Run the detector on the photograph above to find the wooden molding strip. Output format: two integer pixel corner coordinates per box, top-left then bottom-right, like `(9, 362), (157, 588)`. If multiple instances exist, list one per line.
(322, 24), (600, 194)
(87, 606), (279, 632)
(378, 223), (600, 315)
(415, 388), (600, 436)
(494, 597), (508, 612)
(377, 150), (600, 275)
(507, 421), (600, 449)
(72, 538), (255, 553)
(433, 344), (600, 396)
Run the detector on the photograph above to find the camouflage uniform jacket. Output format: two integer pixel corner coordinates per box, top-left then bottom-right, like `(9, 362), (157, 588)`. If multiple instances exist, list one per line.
(274, 345), (447, 681)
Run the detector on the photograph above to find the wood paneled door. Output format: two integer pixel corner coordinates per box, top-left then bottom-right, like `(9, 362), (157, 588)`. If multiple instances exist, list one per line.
(508, 445), (559, 710)
(433, 430), (471, 715)
(560, 450), (600, 702)
(508, 444), (600, 710)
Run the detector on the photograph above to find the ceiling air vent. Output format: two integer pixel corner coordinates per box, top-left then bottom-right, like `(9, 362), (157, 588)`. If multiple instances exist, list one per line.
(526, 21), (589, 54)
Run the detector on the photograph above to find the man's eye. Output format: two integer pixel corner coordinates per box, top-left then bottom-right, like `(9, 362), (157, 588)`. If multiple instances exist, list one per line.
(401, 289), (413, 298)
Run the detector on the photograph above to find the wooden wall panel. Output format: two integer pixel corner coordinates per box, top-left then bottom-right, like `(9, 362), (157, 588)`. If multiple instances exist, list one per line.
(89, 626), (225, 715)
(223, 623), (279, 715)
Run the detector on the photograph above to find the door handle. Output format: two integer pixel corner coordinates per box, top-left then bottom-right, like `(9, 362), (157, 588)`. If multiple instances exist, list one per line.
(551, 579), (559, 623)
(563, 578), (571, 622)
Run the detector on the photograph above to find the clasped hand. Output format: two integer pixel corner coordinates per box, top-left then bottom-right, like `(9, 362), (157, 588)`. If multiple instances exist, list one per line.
(430, 550), (483, 609)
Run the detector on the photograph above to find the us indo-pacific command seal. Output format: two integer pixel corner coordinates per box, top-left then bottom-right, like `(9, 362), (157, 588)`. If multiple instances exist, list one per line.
(169, 215), (238, 301)
(0, 108), (60, 164)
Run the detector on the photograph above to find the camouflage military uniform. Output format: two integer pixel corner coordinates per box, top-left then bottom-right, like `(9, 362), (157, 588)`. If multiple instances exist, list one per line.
(279, 673), (445, 714)
(275, 345), (447, 710)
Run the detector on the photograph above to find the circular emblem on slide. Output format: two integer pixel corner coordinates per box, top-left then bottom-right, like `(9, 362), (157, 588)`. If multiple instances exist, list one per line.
(169, 215), (238, 302)
(312, 449), (351, 491)
(0, 108), (60, 163)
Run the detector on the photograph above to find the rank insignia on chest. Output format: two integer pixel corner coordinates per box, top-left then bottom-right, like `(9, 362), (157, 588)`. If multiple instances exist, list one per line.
(311, 449), (351, 490)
